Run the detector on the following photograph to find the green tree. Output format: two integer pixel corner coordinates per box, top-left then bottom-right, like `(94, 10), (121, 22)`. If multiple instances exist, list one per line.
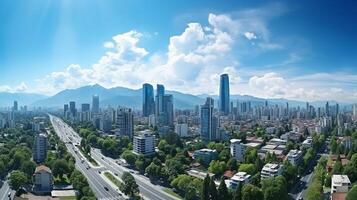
(9, 170), (27, 191)
(121, 172), (139, 196)
(332, 160), (343, 174)
(121, 150), (137, 166)
(20, 160), (36, 179)
(217, 179), (230, 200)
(242, 184), (263, 200)
(346, 185), (357, 200)
(209, 178), (217, 200)
(208, 160), (227, 175)
(227, 158), (238, 171)
(201, 174), (210, 200)
(145, 162), (161, 180)
(233, 183), (243, 200)
(52, 159), (69, 179)
(238, 164), (256, 175)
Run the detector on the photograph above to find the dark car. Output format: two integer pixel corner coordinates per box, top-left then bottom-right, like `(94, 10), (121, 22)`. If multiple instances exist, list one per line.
(104, 186), (109, 191)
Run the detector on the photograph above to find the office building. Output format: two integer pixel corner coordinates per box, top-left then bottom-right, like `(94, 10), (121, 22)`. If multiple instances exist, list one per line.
(13, 101), (18, 112)
(261, 163), (283, 179)
(142, 83), (155, 117)
(64, 104), (69, 117)
(163, 94), (174, 126)
(117, 108), (134, 138)
(219, 74), (230, 115)
(133, 130), (155, 156)
(175, 123), (188, 137)
(92, 95), (100, 114)
(69, 101), (76, 119)
(33, 133), (48, 163)
(230, 139), (245, 162)
(200, 97), (218, 142)
(81, 103), (90, 112)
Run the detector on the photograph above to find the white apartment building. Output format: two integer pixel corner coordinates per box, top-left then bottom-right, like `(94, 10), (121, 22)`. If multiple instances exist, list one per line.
(261, 163), (283, 179)
(175, 123), (188, 137)
(133, 130), (155, 156)
(225, 172), (251, 189)
(286, 150), (303, 166)
(331, 175), (351, 195)
(33, 133), (47, 163)
(230, 139), (245, 162)
(301, 137), (313, 149)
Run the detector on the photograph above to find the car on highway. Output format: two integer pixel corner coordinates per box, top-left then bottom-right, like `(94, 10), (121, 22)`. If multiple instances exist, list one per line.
(104, 186), (109, 191)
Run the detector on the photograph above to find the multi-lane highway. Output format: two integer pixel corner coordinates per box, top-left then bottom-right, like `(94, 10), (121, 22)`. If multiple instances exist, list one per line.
(0, 181), (14, 200)
(50, 115), (124, 200)
(50, 114), (179, 200)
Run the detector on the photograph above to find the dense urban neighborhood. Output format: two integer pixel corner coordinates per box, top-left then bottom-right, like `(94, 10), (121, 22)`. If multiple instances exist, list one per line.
(1, 74), (357, 200)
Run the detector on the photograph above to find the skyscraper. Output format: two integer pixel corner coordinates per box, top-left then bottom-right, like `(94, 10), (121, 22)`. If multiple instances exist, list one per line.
(325, 101), (330, 117)
(64, 104), (69, 117)
(69, 101), (76, 118)
(142, 83), (155, 117)
(13, 101), (18, 112)
(201, 97), (217, 142)
(81, 103), (90, 112)
(219, 74), (230, 115)
(117, 108), (134, 139)
(155, 84), (165, 116)
(155, 84), (165, 124)
(163, 94), (174, 126)
(92, 95), (100, 114)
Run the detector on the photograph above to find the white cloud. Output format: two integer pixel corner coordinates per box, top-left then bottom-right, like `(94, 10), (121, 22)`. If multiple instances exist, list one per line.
(103, 41), (114, 48)
(30, 10), (357, 103)
(0, 82), (29, 93)
(244, 32), (257, 40)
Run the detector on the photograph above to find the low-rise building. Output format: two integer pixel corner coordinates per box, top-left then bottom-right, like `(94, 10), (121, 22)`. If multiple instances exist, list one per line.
(331, 175), (351, 197)
(301, 137), (313, 149)
(33, 165), (53, 194)
(192, 149), (218, 165)
(133, 130), (155, 156)
(261, 163), (283, 179)
(286, 150), (303, 166)
(230, 139), (245, 162)
(225, 172), (251, 189)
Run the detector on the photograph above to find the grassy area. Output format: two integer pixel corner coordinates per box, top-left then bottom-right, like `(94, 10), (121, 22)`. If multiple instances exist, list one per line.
(104, 172), (122, 188)
(54, 175), (71, 185)
(163, 188), (183, 199)
(78, 146), (99, 166)
(59, 197), (76, 200)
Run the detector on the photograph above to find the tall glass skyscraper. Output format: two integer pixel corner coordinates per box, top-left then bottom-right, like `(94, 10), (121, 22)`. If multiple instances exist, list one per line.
(155, 84), (165, 119)
(92, 95), (100, 114)
(142, 83), (155, 117)
(219, 74), (230, 115)
(201, 97), (215, 142)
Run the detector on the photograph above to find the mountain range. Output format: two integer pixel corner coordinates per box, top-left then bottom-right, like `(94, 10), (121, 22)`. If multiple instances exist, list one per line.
(0, 84), (346, 109)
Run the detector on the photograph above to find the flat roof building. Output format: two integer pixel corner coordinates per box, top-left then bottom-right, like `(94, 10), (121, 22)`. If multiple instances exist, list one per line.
(261, 163), (283, 179)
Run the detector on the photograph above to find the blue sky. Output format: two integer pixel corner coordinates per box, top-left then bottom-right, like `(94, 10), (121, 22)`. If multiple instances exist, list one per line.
(0, 0), (356, 102)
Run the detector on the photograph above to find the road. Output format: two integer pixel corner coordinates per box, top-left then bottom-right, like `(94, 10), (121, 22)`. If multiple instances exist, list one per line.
(50, 115), (124, 200)
(0, 180), (14, 200)
(289, 141), (328, 200)
(50, 115), (180, 200)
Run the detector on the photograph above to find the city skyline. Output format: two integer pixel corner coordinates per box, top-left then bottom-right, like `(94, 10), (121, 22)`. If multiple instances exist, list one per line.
(0, 0), (356, 103)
